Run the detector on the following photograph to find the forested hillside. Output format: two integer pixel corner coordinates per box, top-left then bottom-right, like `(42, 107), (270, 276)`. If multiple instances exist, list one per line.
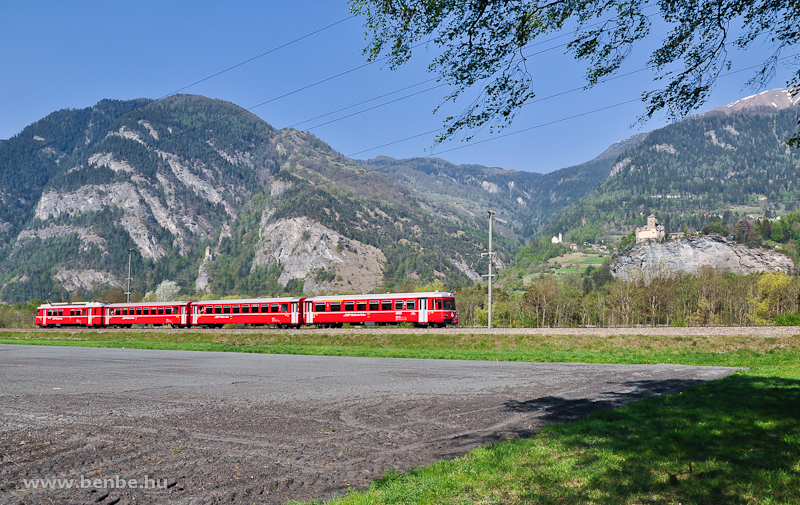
(546, 91), (800, 244)
(360, 132), (645, 240)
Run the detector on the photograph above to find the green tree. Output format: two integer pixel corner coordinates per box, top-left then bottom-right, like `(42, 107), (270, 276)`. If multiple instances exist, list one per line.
(350, 0), (800, 145)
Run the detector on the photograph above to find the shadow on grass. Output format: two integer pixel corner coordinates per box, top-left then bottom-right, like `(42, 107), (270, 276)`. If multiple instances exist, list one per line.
(499, 374), (800, 504)
(505, 378), (709, 422)
(435, 379), (714, 459)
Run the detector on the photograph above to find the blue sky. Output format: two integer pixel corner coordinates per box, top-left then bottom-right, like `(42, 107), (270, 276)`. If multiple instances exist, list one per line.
(1, 0), (796, 173)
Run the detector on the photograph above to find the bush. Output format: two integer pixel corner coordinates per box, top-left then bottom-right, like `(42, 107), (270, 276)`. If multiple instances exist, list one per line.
(774, 312), (800, 326)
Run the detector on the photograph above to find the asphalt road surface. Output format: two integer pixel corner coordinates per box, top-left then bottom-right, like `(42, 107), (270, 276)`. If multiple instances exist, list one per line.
(1, 345), (740, 504)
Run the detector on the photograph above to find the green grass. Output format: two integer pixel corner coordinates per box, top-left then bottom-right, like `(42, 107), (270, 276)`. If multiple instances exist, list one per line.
(1, 331), (797, 368)
(3, 330), (800, 504)
(310, 367), (800, 505)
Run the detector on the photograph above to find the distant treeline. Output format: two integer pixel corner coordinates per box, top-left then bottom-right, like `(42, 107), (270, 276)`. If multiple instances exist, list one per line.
(6, 268), (800, 328)
(456, 268), (800, 327)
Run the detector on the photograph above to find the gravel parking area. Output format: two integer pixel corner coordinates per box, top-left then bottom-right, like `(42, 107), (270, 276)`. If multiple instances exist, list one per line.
(1, 345), (740, 504)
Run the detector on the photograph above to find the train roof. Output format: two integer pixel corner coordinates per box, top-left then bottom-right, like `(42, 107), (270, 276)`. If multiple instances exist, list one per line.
(305, 291), (454, 302)
(37, 301), (105, 309)
(194, 297), (304, 305)
(105, 301), (192, 308)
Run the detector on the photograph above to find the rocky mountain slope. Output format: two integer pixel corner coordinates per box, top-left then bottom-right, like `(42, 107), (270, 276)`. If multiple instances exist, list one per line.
(611, 235), (794, 281)
(0, 95), (503, 302)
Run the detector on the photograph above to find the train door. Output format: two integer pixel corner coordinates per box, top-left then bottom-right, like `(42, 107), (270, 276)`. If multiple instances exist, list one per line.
(305, 301), (313, 324)
(192, 305), (199, 325)
(181, 305), (188, 326)
(88, 307), (93, 326)
(291, 303), (299, 325)
(418, 298), (428, 323)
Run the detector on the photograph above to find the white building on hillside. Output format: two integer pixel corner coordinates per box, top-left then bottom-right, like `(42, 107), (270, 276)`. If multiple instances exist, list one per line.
(635, 214), (666, 243)
(551, 233), (563, 244)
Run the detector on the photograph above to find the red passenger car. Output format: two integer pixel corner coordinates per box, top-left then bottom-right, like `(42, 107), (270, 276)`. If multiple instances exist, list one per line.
(191, 297), (303, 328)
(303, 291), (457, 327)
(36, 302), (106, 327)
(104, 301), (192, 327)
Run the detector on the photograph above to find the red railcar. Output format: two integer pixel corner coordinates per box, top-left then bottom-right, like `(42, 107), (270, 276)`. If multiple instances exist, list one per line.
(104, 301), (192, 327)
(303, 291), (457, 327)
(36, 302), (106, 327)
(191, 297), (303, 328)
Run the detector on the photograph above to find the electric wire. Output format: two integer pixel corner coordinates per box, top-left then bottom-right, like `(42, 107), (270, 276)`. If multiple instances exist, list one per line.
(4, 2), (655, 165)
(1, 15), (356, 164)
(0, 0), (232, 107)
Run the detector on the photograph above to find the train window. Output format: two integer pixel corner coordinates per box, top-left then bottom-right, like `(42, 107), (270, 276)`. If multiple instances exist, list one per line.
(282, 303), (289, 312)
(70, 309), (74, 316)
(407, 300), (415, 310)
(331, 302), (341, 312)
(211, 305), (220, 314)
(58, 309), (63, 315)
(395, 300), (403, 310)
(369, 301), (380, 311)
(258, 304), (267, 312)
(136, 307), (142, 315)
(357, 301), (366, 311)
(144, 307), (151, 315)
(157, 307), (163, 315)
(166, 307), (173, 315)
(242, 304), (250, 313)
(268, 304), (278, 313)
(115, 308), (121, 315)
(381, 300), (392, 311)
(232, 305), (240, 314)
(315, 302), (326, 312)
(223, 305), (230, 314)
(345, 301), (354, 311)
(443, 299), (454, 310)
(435, 299), (442, 310)
(123, 308), (129, 315)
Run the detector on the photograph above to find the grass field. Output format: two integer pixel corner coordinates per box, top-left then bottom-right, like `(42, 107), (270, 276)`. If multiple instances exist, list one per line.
(522, 250), (608, 285)
(3, 330), (799, 504)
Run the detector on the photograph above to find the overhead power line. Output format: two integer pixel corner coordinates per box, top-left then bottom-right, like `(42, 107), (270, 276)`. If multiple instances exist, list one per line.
(4, 4), (649, 166)
(1, 0), (232, 107)
(2, 14), (356, 164)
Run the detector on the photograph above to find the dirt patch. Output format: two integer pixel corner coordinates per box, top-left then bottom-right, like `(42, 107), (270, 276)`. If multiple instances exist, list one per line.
(1, 345), (739, 504)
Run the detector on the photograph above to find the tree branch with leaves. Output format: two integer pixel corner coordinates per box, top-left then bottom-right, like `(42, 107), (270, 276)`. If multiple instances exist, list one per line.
(350, 0), (800, 145)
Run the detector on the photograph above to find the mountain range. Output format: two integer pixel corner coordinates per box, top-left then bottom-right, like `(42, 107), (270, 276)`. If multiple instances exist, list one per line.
(0, 95), (614, 302)
(1, 88), (797, 302)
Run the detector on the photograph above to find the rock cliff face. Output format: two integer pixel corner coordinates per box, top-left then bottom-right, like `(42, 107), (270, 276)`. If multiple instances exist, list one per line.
(611, 235), (794, 280)
(251, 214), (385, 294)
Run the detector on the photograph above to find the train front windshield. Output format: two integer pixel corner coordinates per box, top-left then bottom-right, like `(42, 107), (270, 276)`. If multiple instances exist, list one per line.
(443, 299), (455, 310)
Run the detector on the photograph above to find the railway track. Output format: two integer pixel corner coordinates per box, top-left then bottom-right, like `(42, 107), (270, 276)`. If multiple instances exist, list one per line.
(5, 325), (800, 337)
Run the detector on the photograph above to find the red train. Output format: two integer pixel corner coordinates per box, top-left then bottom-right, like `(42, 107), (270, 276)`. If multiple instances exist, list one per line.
(35, 291), (457, 329)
